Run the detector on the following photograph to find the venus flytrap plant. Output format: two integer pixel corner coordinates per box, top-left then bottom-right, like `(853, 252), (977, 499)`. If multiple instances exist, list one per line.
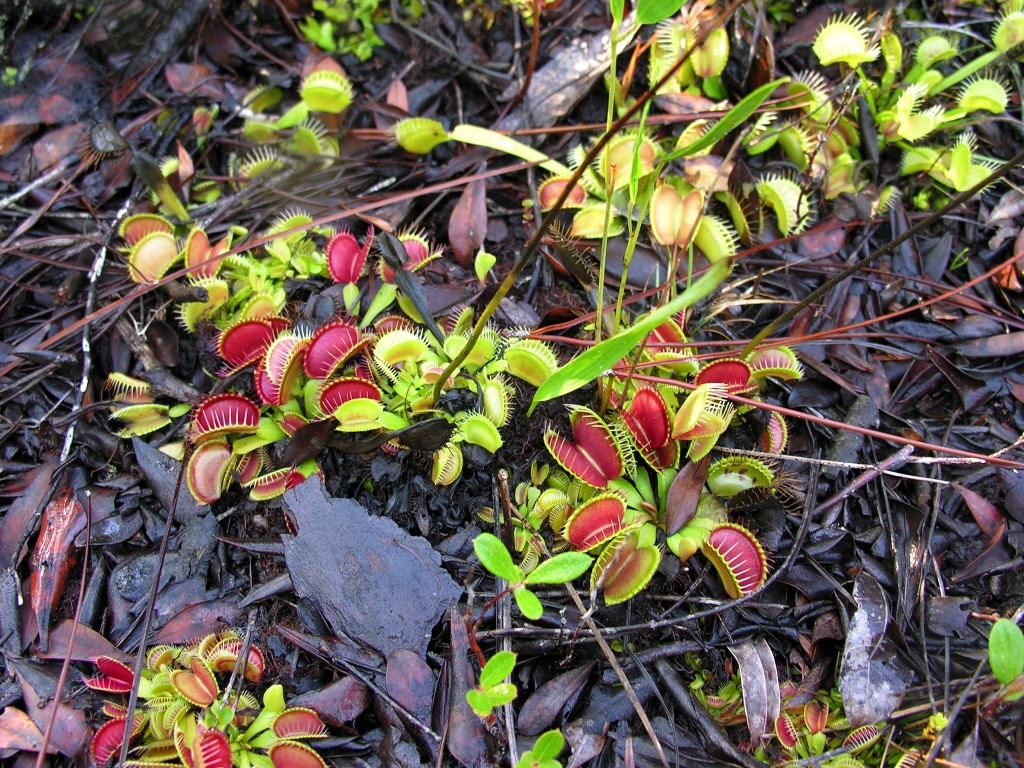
(113, 191), (566, 505)
(804, 10), (1015, 209)
(519, 296), (809, 605)
(901, 131), (1004, 199)
(391, 116), (571, 175)
(682, 657), (901, 766)
(85, 633), (328, 768)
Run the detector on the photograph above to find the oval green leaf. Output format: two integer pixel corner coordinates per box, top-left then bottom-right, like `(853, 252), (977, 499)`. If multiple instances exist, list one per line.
(484, 682), (518, 708)
(636, 0), (686, 25)
(474, 533), (523, 583)
(466, 689), (493, 717)
(479, 650), (517, 689)
(531, 730), (565, 761)
(989, 618), (1024, 685)
(514, 586), (544, 620)
(525, 552), (594, 585)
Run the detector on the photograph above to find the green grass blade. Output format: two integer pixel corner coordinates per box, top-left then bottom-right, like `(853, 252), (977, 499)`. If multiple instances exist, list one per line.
(664, 78), (789, 161)
(528, 260), (730, 414)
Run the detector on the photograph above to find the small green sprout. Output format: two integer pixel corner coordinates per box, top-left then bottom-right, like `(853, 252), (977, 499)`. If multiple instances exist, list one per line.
(466, 650), (518, 718)
(473, 532), (592, 620)
(517, 730), (565, 768)
(474, 248), (497, 285)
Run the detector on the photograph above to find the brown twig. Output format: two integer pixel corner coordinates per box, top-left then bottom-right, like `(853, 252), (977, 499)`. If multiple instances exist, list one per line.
(116, 449), (189, 768)
(113, 316), (201, 403)
(816, 445), (915, 525)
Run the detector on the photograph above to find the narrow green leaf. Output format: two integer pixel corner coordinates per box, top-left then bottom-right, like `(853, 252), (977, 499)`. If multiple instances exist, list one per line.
(450, 124), (571, 175)
(473, 533), (523, 582)
(479, 650), (517, 689)
(483, 683), (518, 708)
(531, 730), (565, 761)
(636, 0), (686, 25)
(514, 586), (544, 620)
(665, 79), (788, 160)
(466, 689), (493, 718)
(989, 618), (1024, 685)
(529, 260), (731, 413)
(525, 552), (593, 585)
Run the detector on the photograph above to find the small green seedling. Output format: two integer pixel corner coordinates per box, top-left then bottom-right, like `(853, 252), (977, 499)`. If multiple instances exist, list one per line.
(988, 618), (1024, 688)
(516, 729), (565, 768)
(466, 650), (519, 718)
(473, 532), (592, 620)
(474, 248), (497, 286)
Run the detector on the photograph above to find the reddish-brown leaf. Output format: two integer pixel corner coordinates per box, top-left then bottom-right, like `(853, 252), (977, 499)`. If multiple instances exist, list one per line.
(32, 124), (85, 171)
(797, 222), (846, 260)
(728, 637), (780, 744)
(176, 140), (194, 182)
(952, 483), (1005, 539)
(952, 521), (1012, 583)
(30, 491), (86, 651)
(448, 174), (488, 268)
(0, 707), (49, 753)
(385, 649), (435, 723)
(926, 347), (992, 412)
(517, 661), (595, 735)
(20, 669), (89, 758)
(446, 607), (488, 765)
(386, 79), (409, 112)
(37, 93), (75, 126)
(0, 455), (59, 566)
(954, 331), (1024, 358)
(164, 63), (221, 98)
(291, 677), (371, 728)
(36, 620), (131, 663)
(152, 599), (244, 645)
(665, 457), (709, 536)
(0, 93), (36, 154)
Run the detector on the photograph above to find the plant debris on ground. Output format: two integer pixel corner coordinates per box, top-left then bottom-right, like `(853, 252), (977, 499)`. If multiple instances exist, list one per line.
(0, 0), (1023, 766)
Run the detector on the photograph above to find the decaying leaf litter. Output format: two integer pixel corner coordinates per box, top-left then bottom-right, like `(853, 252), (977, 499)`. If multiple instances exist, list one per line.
(0, 0), (1023, 766)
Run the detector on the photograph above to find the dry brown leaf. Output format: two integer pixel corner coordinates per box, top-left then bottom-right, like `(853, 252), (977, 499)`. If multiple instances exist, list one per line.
(448, 175), (488, 268)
